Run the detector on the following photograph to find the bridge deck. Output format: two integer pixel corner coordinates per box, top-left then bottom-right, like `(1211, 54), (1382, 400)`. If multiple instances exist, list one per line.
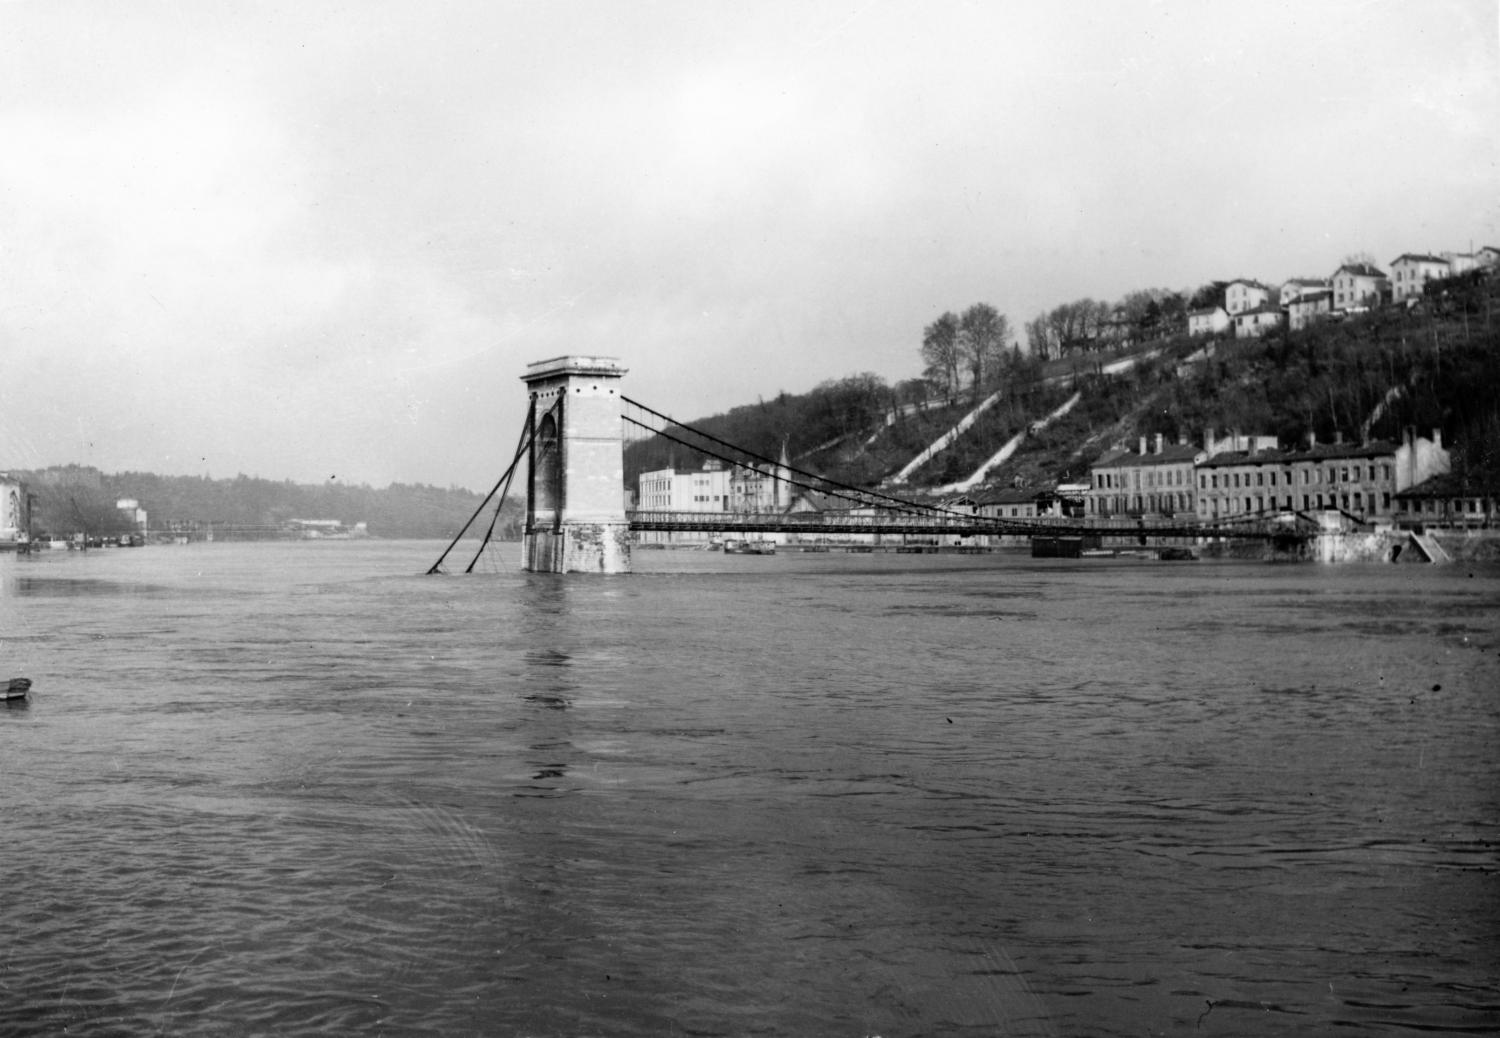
(626, 510), (1307, 541)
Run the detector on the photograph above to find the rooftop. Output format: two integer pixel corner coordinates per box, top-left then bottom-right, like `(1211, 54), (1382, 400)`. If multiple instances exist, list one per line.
(1198, 440), (1406, 467)
(1395, 473), (1500, 499)
(1092, 443), (1202, 468)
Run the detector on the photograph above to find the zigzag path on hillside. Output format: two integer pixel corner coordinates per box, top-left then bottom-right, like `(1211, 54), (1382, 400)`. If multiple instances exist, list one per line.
(884, 349), (1162, 488)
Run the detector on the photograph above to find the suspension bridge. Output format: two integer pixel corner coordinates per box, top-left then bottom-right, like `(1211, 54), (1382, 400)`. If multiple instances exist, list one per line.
(429, 355), (1313, 574)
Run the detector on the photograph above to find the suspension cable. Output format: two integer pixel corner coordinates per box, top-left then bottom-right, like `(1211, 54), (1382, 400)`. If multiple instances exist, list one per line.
(426, 398), (549, 574)
(622, 415), (906, 514)
(618, 414), (1035, 532)
(464, 446), (524, 573)
(620, 395), (973, 517)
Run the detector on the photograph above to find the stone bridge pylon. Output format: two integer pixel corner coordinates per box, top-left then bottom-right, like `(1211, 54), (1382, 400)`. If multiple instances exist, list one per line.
(521, 356), (632, 574)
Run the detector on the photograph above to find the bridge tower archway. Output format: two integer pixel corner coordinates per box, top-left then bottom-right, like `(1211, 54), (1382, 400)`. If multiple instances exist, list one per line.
(520, 356), (631, 573)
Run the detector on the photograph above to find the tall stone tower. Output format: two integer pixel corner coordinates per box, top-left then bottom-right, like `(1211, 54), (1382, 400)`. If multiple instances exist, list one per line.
(521, 356), (631, 574)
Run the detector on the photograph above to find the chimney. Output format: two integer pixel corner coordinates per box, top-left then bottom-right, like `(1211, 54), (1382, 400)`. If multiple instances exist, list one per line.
(1432, 427), (1442, 449)
(1154, 433), (1164, 455)
(1139, 435), (1147, 456)
(1204, 426), (1216, 454)
(1307, 429), (1316, 449)
(1334, 429), (1343, 445)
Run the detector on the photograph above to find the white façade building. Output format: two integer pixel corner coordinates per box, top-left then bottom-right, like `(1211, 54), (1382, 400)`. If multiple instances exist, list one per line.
(2, 474), (31, 549)
(1330, 263), (1388, 311)
(1231, 302), (1285, 338)
(635, 460), (731, 545)
(1286, 289), (1333, 330)
(1389, 253), (1452, 304)
(1279, 278), (1330, 306)
(1187, 306), (1230, 337)
(1194, 429), (1449, 521)
(1225, 279), (1273, 315)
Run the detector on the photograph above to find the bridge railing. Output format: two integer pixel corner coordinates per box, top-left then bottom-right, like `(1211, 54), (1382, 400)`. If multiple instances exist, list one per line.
(627, 509), (1311, 542)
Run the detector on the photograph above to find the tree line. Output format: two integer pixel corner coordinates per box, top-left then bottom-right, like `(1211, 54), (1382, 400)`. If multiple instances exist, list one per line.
(917, 284), (1236, 383)
(15, 466), (500, 540)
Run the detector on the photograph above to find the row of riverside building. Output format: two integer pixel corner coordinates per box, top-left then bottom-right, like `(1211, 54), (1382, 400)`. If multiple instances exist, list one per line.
(1086, 427), (1496, 528)
(631, 424), (1493, 548)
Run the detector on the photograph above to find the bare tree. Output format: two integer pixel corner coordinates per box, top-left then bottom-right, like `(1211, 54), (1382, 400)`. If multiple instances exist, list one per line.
(921, 312), (962, 398)
(958, 302), (1012, 396)
(1043, 298), (1110, 355)
(1025, 314), (1049, 360)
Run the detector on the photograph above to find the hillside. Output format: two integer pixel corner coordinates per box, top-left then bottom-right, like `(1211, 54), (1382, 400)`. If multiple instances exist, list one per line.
(625, 271), (1500, 496)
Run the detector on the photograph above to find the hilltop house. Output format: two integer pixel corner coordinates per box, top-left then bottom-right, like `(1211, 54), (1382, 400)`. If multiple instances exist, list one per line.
(1442, 252), (1481, 276)
(1286, 289), (1333, 330)
(1231, 302), (1285, 338)
(1225, 279), (1273, 315)
(1330, 263), (1388, 311)
(1187, 305), (1230, 337)
(1279, 278), (1330, 306)
(1390, 253), (1451, 304)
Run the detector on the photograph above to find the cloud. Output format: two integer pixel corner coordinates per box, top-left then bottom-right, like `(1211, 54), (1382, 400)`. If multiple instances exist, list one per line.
(2, 1), (1497, 490)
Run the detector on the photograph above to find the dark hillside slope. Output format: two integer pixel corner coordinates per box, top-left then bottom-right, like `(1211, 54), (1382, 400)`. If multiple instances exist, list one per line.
(624, 272), (1500, 495)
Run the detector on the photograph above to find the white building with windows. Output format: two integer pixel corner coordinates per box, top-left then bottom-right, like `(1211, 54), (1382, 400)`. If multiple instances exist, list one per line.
(1187, 306), (1230, 337)
(1286, 289), (1333, 330)
(1195, 430), (1449, 521)
(1231, 302), (1285, 338)
(1225, 279), (1273, 315)
(1087, 434), (1205, 518)
(1330, 263), (1388, 311)
(1279, 278), (1330, 306)
(635, 461), (731, 545)
(1390, 253), (1452, 304)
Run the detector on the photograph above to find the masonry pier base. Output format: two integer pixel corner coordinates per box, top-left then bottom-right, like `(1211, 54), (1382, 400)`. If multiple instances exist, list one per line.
(524, 521), (632, 574)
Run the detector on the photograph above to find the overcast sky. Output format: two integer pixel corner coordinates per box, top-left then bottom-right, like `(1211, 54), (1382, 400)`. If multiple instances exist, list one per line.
(2, 1), (1496, 490)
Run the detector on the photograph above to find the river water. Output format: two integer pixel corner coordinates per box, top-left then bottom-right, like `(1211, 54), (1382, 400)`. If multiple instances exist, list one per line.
(2, 541), (1497, 1037)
